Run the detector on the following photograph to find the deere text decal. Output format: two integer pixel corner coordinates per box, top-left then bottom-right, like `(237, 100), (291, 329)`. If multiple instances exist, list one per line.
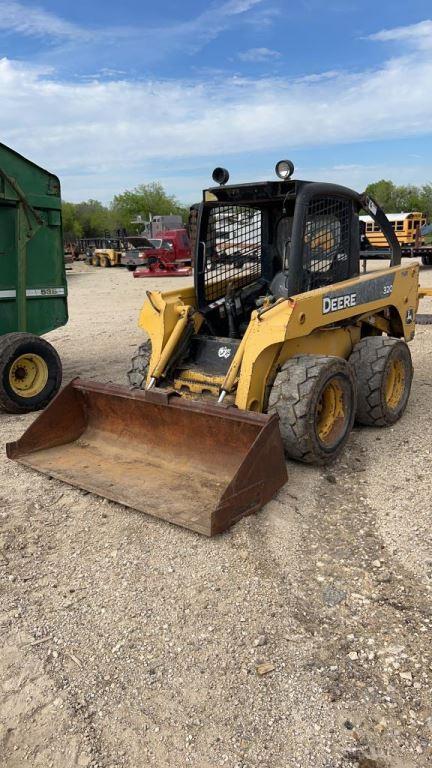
(322, 274), (395, 315)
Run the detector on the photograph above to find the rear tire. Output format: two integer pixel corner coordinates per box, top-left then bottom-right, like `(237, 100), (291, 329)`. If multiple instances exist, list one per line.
(267, 355), (356, 464)
(421, 254), (432, 266)
(127, 340), (152, 389)
(0, 333), (62, 414)
(349, 336), (413, 426)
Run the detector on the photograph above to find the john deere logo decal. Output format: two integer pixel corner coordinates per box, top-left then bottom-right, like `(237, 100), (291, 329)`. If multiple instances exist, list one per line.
(218, 346), (232, 359)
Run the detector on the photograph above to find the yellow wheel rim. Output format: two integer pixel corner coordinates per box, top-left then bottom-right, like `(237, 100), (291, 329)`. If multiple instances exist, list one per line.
(385, 359), (405, 409)
(316, 379), (345, 444)
(9, 354), (48, 398)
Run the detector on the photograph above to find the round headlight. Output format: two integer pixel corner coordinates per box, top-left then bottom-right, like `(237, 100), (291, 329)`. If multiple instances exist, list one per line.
(275, 160), (294, 180)
(212, 167), (230, 185)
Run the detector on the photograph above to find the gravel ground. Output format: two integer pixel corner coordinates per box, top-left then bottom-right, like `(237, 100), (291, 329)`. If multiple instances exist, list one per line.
(0, 260), (431, 768)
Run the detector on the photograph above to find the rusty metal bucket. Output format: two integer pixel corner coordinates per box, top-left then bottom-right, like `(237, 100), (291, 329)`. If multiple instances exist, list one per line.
(6, 379), (287, 536)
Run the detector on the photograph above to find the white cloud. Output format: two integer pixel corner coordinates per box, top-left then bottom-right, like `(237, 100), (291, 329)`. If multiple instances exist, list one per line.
(0, 0), (265, 55)
(238, 47), (281, 62)
(134, 0), (265, 57)
(1, 19), (431, 201)
(368, 19), (432, 48)
(0, 0), (89, 40)
(294, 70), (340, 83)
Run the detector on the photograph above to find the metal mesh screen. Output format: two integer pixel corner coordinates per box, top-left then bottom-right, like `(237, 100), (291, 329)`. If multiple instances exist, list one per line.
(205, 206), (262, 302)
(302, 197), (352, 290)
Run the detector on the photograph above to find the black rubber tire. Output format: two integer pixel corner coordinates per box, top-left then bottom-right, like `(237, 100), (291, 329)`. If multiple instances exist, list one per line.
(91, 255), (100, 267)
(421, 254), (432, 266)
(0, 333), (62, 414)
(349, 336), (413, 426)
(127, 266), (136, 272)
(267, 355), (356, 464)
(100, 255), (111, 268)
(127, 340), (152, 389)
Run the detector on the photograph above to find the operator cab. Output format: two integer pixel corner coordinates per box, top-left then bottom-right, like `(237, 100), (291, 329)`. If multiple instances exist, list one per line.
(170, 162), (402, 397)
(193, 162), (397, 339)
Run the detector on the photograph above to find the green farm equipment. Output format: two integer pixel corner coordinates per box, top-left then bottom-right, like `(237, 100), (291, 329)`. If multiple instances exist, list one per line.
(0, 143), (67, 413)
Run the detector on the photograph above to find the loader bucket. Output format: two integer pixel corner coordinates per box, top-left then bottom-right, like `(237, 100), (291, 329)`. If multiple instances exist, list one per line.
(6, 379), (287, 536)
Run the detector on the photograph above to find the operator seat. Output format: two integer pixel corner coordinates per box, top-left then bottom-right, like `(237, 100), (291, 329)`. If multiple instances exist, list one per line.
(269, 271), (289, 299)
(270, 216), (292, 299)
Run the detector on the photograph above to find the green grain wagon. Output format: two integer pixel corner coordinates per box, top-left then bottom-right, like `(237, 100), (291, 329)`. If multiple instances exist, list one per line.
(0, 142), (67, 413)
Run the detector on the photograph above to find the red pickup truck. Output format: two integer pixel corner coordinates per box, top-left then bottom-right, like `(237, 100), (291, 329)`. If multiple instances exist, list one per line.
(131, 229), (193, 277)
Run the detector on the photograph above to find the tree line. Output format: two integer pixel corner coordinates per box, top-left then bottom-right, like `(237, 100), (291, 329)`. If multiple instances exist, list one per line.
(62, 182), (191, 241)
(365, 180), (432, 219)
(62, 177), (432, 241)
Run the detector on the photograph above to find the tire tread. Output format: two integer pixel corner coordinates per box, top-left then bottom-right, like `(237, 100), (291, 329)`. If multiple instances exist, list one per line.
(127, 340), (152, 389)
(267, 355), (355, 464)
(348, 336), (412, 426)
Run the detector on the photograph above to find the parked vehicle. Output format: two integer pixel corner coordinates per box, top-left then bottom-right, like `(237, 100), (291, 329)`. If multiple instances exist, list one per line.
(132, 229), (192, 277)
(360, 211), (426, 248)
(120, 238), (158, 271)
(132, 214), (183, 238)
(0, 142), (66, 413)
(152, 229), (192, 266)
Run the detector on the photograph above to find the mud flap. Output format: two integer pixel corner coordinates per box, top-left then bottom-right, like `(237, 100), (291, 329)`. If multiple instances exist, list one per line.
(6, 379), (287, 536)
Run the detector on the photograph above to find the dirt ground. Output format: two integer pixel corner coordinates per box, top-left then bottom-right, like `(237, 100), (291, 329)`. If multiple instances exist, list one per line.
(1, 260), (432, 768)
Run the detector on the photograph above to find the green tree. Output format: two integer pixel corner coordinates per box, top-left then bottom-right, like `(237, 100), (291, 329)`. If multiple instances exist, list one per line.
(73, 200), (114, 238)
(365, 180), (432, 219)
(62, 199), (114, 239)
(111, 182), (189, 231)
(364, 180), (398, 210)
(417, 184), (432, 220)
(62, 202), (83, 240)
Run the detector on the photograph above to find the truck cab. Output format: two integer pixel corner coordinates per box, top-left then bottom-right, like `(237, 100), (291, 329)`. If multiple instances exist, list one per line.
(151, 229), (191, 266)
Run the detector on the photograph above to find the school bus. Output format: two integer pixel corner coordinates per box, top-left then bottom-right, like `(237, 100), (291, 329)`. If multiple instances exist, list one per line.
(360, 211), (426, 248)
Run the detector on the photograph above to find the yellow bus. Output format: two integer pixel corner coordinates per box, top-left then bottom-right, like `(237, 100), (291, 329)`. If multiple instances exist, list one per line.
(360, 211), (426, 248)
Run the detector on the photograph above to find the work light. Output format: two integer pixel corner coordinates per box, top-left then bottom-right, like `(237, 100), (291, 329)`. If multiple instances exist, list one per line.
(275, 160), (294, 180)
(212, 167), (230, 185)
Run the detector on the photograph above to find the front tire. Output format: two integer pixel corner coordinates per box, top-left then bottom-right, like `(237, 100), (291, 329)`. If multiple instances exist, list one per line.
(91, 254), (100, 267)
(0, 333), (62, 414)
(127, 340), (152, 389)
(267, 355), (356, 464)
(100, 255), (111, 268)
(349, 336), (413, 426)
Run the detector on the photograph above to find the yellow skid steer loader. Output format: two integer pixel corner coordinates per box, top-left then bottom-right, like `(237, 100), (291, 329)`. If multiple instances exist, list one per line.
(7, 162), (426, 535)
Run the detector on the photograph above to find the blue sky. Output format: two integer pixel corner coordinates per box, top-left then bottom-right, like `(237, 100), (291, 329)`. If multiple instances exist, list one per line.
(0, 0), (431, 203)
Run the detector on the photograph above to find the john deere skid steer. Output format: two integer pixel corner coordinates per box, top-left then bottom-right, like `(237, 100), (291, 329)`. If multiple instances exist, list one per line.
(7, 162), (425, 534)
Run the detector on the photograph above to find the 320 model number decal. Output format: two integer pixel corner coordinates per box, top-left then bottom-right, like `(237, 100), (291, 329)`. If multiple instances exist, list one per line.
(322, 275), (395, 315)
